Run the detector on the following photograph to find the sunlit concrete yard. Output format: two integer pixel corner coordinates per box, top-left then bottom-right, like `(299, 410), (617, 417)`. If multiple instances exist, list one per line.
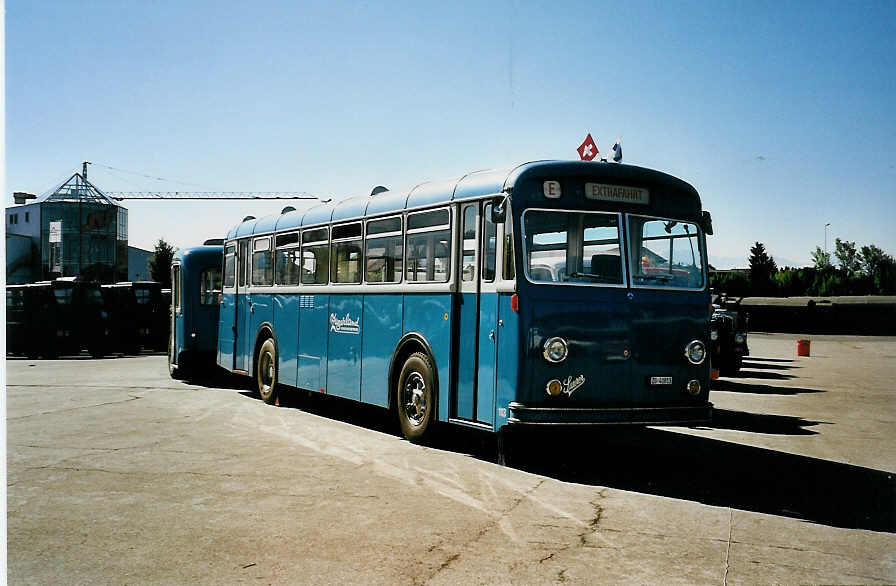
(6, 333), (896, 584)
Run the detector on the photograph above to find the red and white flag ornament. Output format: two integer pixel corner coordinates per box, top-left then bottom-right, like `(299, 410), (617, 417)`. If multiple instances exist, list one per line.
(577, 133), (598, 161)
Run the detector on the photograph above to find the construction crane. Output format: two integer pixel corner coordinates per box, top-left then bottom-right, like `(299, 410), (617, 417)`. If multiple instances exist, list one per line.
(83, 162), (330, 202)
(105, 191), (324, 201)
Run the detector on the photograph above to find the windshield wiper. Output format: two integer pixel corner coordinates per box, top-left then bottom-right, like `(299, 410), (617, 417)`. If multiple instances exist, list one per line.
(568, 272), (608, 281)
(635, 274), (673, 282)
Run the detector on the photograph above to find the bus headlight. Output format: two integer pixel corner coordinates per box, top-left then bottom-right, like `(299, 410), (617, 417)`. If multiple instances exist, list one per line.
(735, 333), (746, 344)
(543, 337), (569, 363)
(684, 340), (707, 365)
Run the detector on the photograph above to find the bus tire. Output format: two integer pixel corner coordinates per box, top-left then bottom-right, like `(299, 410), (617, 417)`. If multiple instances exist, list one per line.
(396, 352), (435, 443)
(256, 338), (279, 405)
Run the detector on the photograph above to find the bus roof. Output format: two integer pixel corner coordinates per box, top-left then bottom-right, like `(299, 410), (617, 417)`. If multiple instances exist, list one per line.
(225, 160), (701, 239)
(173, 244), (224, 264)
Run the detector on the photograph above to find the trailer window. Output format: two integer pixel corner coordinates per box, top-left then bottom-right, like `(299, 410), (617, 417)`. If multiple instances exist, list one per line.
(200, 268), (222, 305)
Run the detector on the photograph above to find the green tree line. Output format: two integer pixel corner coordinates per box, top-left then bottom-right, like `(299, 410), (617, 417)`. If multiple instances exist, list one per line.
(711, 240), (896, 297)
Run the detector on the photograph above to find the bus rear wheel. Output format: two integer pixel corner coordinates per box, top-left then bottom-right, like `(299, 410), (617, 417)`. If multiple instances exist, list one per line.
(396, 352), (435, 443)
(256, 338), (279, 405)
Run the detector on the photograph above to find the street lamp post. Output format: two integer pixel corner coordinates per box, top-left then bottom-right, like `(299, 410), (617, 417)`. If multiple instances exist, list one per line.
(825, 222), (831, 255)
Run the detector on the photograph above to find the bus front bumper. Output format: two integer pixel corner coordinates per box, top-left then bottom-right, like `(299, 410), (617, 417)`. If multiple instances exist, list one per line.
(507, 402), (713, 426)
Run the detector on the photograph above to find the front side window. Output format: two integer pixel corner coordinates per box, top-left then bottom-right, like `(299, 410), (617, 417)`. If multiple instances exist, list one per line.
(252, 237), (273, 286)
(523, 210), (623, 285)
(200, 267), (222, 305)
(503, 211), (515, 280)
(627, 216), (704, 289)
(406, 209), (451, 283)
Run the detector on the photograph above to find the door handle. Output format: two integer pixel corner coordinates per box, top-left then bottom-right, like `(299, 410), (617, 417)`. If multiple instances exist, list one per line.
(488, 330), (495, 341)
(249, 305), (254, 313)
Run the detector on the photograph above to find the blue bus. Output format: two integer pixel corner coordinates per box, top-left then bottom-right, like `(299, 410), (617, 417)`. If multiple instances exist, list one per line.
(169, 241), (224, 379)
(217, 161), (713, 443)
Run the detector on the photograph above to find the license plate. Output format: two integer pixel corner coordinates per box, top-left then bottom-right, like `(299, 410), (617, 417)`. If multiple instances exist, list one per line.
(650, 376), (673, 385)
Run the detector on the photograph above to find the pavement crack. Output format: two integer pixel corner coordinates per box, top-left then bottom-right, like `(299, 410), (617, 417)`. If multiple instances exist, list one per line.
(7, 396), (142, 421)
(577, 491), (605, 547)
(723, 508), (733, 586)
(421, 478), (547, 584)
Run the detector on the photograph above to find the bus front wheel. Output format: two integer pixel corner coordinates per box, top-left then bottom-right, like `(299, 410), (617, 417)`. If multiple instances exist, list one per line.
(256, 338), (279, 405)
(396, 352), (435, 443)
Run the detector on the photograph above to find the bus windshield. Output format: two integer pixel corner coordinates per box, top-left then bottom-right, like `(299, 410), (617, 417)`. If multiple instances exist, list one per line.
(523, 210), (624, 285)
(627, 215), (704, 289)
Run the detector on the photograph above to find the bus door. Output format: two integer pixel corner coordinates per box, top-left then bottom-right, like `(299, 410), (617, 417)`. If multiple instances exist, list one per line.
(454, 202), (498, 425)
(235, 239), (250, 372)
(218, 243), (237, 369)
(171, 263), (181, 364)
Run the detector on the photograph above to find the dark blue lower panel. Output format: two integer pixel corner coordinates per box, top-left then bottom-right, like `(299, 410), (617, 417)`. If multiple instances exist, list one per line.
(275, 295), (300, 388)
(327, 295), (363, 400)
(361, 295), (402, 408)
(297, 294), (328, 392)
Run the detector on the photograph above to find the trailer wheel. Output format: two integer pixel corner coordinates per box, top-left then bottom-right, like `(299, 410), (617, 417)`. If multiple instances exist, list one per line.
(168, 338), (186, 380)
(396, 352), (435, 443)
(256, 338), (279, 405)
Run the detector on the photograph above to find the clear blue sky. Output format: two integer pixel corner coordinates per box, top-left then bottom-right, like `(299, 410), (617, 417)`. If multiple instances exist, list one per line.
(7, 1), (895, 267)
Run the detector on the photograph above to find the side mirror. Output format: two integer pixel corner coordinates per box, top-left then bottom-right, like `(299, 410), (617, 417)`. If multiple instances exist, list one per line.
(701, 211), (714, 235)
(489, 197), (507, 223)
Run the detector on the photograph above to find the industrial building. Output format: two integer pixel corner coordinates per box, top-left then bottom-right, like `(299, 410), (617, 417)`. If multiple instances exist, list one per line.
(5, 170), (145, 284)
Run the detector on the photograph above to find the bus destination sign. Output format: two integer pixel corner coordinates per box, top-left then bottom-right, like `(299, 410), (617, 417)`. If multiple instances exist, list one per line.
(585, 183), (649, 205)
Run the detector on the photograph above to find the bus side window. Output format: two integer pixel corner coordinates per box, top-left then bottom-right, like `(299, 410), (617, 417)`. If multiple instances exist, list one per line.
(238, 240), (249, 287)
(275, 232), (300, 285)
(406, 208), (451, 283)
(365, 216), (403, 283)
(252, 237), (273, 286)
(301, 227), (329, 285)
(461, 206), (476, 282)
(223, 244), (236, 288)
(331, 223), (363, 284)
(482, 204), (496, 282)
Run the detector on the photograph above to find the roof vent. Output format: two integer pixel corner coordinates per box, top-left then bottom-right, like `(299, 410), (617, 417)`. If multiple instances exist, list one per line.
(203, 238), (224, 246)
(370, 185), (389, 196)
(13, 192), (37, 204)
(281, 206), (296, 214)
(242, 215), (256, 222)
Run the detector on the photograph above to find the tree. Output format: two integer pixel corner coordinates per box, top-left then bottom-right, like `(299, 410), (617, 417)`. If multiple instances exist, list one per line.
(860, 244), (896, 294)
(749, 242), (777, 295)
(834, 238), (861, 278)
(148, 239), (176, 287)
(811, 246), (832, 270)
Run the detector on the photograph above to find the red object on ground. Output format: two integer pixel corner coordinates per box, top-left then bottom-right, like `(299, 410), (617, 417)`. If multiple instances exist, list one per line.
(797, 339), (811, 357)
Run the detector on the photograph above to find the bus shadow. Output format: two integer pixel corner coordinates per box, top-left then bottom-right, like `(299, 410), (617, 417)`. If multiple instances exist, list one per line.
(236, 387), (893, 533)
(711, 379), (825, 396)
(733, 370), (795, 380)
(708, 408), (822, 434)
(745, 356), (794, 363)
(739, 361), (798, 370)
(508, 426), (895, 533)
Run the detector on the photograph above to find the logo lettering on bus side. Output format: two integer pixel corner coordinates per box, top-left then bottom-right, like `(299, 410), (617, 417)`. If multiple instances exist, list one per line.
(564, 374), (586, 396)
(330, 313), (360, 335)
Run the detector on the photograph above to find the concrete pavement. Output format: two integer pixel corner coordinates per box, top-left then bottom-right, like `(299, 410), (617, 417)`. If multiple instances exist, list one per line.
(6, 334), (895, 584)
